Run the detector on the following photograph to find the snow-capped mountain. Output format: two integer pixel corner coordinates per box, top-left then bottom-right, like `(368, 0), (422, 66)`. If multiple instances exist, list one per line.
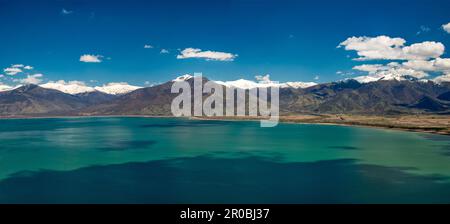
(281, 82), (318, 89)
(352, 74), (429, 83)
(40, 81), (95, 95)
(37, 81), (141, 95)
(214, 79), (317, 89)
(171, 75), (317, 89)
(0, 84), (14, 92)
(1, 75), (449, 116)
(94, 82), (141, 95)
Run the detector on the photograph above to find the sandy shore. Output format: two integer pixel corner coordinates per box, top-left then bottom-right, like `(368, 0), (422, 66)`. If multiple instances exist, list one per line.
(194, 114), (450, 136)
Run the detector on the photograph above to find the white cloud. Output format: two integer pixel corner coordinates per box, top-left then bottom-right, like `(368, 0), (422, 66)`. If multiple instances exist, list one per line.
(177, 48), (237, 61)
(314, 75), (320, 80)
(433, 74), (450, 83)
(351, 62), (431, 83)
(11, 64), (24, 68)
(442, 22), (450, 34)
(353, 64), (388, 73)
(435, 58), (450, 70)
(18, 74), (43, 85)
(402, 58), (450, 72)
(340, 35), (450, 83)
(144, 44), (153, 49)
(338, 36), (444, 61)
(80, 54), (103, 63)
(402, 41), (444, 60)
(144, 81), (160, 86)
(160, 49), (169, 54)
(402, 60), (436, 71)
(3, 67), (22, 75)
(255, 74), (271, 83)
(61, 8), (73, 15)
(23, 65), (33, 70)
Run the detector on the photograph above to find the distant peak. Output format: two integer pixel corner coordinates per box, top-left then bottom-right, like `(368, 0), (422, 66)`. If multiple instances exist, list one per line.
(40, 81), (95, 95)
(214, 79), (317, 89)
(38, 81), (141, 95)
(94, 83), (141, 95)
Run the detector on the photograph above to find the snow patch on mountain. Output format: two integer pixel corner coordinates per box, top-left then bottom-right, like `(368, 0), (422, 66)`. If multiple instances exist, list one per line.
(39, 80), (141, 95)
(94, 82), (141, 95)
(282, 82), (318, 89)
(0, 84), (14, 92)
(40, 80), (95, 94)
(214, 79), (317, 89)
(172, 74), (317, 89)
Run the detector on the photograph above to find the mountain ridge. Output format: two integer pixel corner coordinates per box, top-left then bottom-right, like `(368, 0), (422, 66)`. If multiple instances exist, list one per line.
(0, 77), (449, 116)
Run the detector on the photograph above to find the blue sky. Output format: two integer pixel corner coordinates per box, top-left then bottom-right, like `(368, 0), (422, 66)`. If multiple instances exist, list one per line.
(1, 0), (450, 86)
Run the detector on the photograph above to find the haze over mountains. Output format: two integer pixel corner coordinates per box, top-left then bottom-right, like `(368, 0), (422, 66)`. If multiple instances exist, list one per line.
(0, 75), (449, 116)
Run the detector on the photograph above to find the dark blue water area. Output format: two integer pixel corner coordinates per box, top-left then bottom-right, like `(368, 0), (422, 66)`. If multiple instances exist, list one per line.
(0, 154), (449, 204)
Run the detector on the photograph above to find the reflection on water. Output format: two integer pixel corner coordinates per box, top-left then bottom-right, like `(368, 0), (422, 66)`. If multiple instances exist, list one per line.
(0, 117), (449, 203)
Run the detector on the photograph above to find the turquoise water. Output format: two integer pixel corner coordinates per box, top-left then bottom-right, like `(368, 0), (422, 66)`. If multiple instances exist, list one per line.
(0, 117), (449, 203)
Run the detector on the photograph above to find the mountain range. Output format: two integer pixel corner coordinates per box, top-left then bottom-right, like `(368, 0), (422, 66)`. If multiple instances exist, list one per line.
(0, 75), (449, 116)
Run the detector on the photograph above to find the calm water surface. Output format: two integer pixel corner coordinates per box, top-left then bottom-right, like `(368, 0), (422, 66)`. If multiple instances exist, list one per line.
(0, 117), (449, 203)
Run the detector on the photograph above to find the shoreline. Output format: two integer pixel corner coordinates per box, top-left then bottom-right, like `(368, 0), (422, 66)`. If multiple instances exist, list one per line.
(0, 114), (449, 136)
(191, 115), (450, 136)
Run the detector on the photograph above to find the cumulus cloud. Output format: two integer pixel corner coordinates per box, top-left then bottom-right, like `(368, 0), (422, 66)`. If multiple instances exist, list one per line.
(144, 44), (153, 49)
(402, 58), (450, 72)
(255, 74), (271, 83)
(338, 36), (444, 61)
(3, 67), (23, 75)
(160, 49), (169, 54)
(80, 54), (103, 63)
(177, 48), (237, 61)
(353, 58), (450, 83)
(402, 60), (436, 71)
(23, 65), (33, 70)
(18, 74), (43, 85)
(353, 64), (388, 73)
(339, 35), (450, 83)
(433, 74), (450, 83)
(351, 61), (434, 83)
(442, 22), (450, 34)
(11, 64), (24, 68)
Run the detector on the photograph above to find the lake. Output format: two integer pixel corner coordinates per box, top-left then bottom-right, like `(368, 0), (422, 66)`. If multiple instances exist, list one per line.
(0, 117), (449, 203)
